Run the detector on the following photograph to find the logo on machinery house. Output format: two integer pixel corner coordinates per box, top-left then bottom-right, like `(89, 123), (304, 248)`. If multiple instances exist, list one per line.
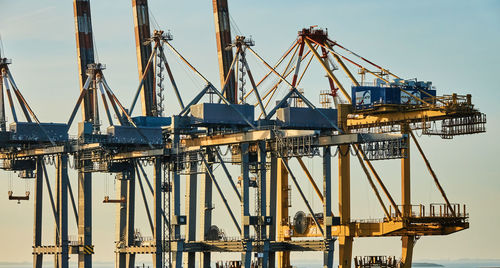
(401, 90), (420, 105)
(355, 90), (371, 106)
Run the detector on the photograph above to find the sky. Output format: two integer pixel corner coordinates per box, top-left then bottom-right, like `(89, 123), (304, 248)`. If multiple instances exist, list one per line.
(0, 0), (499, 265)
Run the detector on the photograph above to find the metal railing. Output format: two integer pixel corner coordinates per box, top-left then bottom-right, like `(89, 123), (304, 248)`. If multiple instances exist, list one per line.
(389, 203), (468, 218)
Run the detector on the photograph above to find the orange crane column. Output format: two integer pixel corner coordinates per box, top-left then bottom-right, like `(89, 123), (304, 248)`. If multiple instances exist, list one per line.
(276, 159), (290, 268)
(212, 0), (236, 103)
(132, 0), (156, 116)
(401, 124), (414, 267)
(338, 104), (353, 268)
(73, 0), (95, 122)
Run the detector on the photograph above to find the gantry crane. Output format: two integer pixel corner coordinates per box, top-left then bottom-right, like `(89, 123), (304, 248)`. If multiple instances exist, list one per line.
(230, 26), (483, 268)
(74, 1), (167, 267)
(1, 40), (72, 268)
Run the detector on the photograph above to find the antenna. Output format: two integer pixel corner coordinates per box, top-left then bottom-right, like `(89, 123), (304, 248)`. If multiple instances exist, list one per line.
(0, 34), (4, 57)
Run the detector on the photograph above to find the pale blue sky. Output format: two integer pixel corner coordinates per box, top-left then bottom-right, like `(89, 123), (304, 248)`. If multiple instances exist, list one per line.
(0, 0), (499, 264)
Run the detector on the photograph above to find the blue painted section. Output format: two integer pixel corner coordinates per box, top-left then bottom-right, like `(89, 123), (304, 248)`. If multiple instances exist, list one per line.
(9, 122), (68, 142)
(352, 86), (400, 110)
(352, 85), (437, 110)
(277, 107), (338, 129)
(190, 103), (254, 126)
(131, 116), (172, 127)
(107, 125), (163, 145)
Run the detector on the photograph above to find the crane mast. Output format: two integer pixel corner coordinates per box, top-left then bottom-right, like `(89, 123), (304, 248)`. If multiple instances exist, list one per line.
(73, 0), (96, 122)
(132, 0), (156, 116)
(73, 1), (95, 267)
(213, 0), (237, 103)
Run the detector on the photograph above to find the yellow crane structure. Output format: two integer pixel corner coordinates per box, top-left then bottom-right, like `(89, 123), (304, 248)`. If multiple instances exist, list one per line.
(276, 27), (483, 268)
(211, 24), (484, 267)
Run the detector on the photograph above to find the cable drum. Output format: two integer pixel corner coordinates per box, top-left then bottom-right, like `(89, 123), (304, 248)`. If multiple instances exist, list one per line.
(293, 211), (310, 235)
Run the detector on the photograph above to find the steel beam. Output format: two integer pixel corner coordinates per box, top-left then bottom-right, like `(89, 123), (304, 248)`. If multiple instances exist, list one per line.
(202, 153), (241, 235)
(322, 147), (334, 268)
(113, 239), (328, 253)
(259, 141), (269, 268)
(410, 130), (455, 216)
(56, 155), (69, 268)
(401, 236), (415, 268)
(280, 159), (323, 235)
(401, 124), (411, 216)
(240, 143), (251, 267)
(401, 124), (413, 267)
(338, 104), (352, 268)
(136, 165), (154, 234)
(153, 158), (163, 267)
(33, 246), (79, 255)
(116, 172), (128, 268)
(115, 167), (136, 268)
(276, 157), (290, 268)
(347, 109), (452, 129)
(266, 154), (277, 268)
(171, 134), (182, 268)
(199, 150), (213, 268)
(78, 168), (92, 268)
(33, 157), (43, 268)
(126, 167), (136, 268)
(184, 153), (198, 268)
(215, 150), (241, 201)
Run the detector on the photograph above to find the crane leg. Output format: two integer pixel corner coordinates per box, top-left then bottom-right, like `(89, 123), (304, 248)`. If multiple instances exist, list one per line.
(401, 236), (415, 268)
(338, 105), (352, 268)
(401, 124), (413, 268)
(276, 158), (290, 268)
(338, 236), (353, 268)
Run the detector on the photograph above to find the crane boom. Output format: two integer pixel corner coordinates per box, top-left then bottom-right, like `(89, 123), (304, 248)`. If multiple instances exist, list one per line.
(132, 0), (156, 116)
(212, 0), (236, 103)
(73, 0), (96, 122)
